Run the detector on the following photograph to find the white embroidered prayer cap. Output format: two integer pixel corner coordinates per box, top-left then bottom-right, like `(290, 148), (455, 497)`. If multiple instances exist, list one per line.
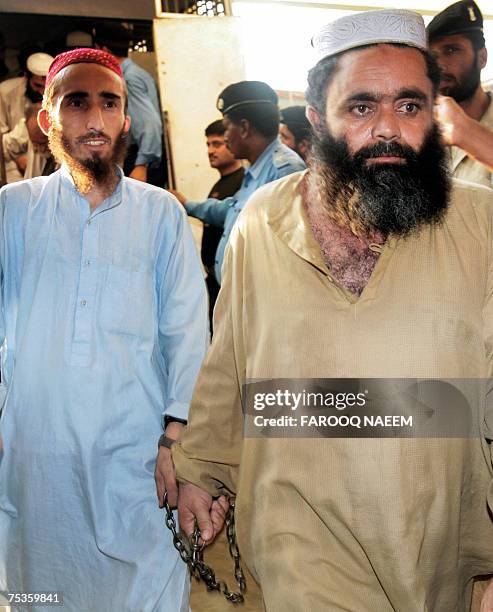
(312, 9), (427, 62)
(27, 52), (54, 77)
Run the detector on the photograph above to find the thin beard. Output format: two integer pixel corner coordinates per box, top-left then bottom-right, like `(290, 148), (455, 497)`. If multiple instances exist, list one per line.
(48, 126), (128, 196)
(442, 57), (481, 103)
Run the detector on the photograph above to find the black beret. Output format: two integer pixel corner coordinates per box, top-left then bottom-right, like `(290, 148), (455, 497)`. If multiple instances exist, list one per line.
(217, 81), (278, 115)
(280, 106), (310, 129)
(427, 0), (483, 41)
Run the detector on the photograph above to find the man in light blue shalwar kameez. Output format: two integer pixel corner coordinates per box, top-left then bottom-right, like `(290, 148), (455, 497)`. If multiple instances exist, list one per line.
(0, 48), (209, 611)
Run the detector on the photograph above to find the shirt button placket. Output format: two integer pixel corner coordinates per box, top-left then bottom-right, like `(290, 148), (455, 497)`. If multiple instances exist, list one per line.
(71, 215), (99, 365)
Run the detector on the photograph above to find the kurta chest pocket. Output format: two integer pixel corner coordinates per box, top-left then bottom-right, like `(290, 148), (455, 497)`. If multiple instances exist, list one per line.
(99, 263), (154, 337)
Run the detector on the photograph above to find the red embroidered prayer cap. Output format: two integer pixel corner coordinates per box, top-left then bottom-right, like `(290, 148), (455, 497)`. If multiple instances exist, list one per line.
(45, 48), (123, 88)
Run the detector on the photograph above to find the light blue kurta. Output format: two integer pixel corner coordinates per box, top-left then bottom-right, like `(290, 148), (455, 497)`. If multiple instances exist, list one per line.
(0, 167), (209, 611)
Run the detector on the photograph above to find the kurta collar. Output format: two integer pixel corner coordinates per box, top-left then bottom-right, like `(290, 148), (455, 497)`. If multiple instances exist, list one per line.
(60, 164), (124, 213)
(267, 170), (330, 274)
(266, 170), (398, 292)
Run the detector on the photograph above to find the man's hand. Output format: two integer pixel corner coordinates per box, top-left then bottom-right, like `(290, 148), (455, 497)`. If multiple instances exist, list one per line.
(14, 155), (27, 175)
(167, 189), (187, 206)
(434, 95), (493, 172)
(129, 164), (148, 182)
(154, 421), (183, 508)
(481, 578), (493, 611)
(178, 481), (229, 544)
(434, 95), (469, 146)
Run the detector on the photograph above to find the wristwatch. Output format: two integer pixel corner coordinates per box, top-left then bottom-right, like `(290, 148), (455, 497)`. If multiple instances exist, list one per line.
(158, 434), (176, 450)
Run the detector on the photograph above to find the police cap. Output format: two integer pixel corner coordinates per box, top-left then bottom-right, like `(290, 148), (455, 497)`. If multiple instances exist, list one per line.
(427, 0), (483, 41)
(280, 106), (309, 128)
(217, 81), (278, 115)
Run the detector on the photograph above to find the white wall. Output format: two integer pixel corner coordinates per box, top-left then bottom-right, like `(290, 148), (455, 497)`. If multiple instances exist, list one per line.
(154, 16), (246, 199)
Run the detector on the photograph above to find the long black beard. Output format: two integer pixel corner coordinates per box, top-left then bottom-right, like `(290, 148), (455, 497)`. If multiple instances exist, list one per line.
(307, 123), (451, 238)
(48, 126), (128, 195)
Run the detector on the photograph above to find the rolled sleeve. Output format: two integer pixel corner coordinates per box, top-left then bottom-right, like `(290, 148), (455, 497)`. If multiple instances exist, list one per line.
(185, 197), (234, 227)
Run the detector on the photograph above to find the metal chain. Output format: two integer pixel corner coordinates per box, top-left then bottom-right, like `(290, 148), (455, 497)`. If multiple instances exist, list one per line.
(163, 492), (246, 604)
(225, 498), (246, 593)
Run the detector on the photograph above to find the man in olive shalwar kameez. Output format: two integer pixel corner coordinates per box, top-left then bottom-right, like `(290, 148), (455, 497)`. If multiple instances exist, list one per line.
(172, 10), (493, 612)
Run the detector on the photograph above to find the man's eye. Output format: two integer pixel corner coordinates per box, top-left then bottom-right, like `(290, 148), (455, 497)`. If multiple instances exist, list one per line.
(398, 102), (421, 114)
(68, 99), (83, 108)
(445, 46), (459, 55)
(104, 101), (117, 109)
(351, 104), (371, 116)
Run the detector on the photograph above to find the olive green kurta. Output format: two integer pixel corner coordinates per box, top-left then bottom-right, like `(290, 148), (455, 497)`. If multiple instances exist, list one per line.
(174, 171), (493, 612)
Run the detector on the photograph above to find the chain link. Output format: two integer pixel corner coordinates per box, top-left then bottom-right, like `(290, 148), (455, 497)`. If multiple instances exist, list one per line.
(163, 492), (246, 604)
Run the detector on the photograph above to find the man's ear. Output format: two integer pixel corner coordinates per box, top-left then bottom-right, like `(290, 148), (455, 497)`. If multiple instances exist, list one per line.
(477, 47), (487, 71)
(37, 108), (51, 136)
(123, 115), (131, 135)
(298, 138), (311, 159)
(306, 105), (320, 129)
(239, 118), (250, 139)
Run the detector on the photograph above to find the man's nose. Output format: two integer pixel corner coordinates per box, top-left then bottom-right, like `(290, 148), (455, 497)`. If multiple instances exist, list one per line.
(86, 105), (105, 132)
(432, 51), (447, 74)
(371, 106), (401, 142)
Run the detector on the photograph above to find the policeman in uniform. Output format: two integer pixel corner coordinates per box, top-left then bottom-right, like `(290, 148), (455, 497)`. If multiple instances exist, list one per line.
(279, 105), (312, 161)
(171, 81), (305, 285)
(428, 0), (493, 187)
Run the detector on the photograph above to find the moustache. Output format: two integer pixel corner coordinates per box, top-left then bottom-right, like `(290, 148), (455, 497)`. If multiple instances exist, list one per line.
(76, 131), (111, 145)
(353, 141), (418, 164)
(441, 73), (457, 81)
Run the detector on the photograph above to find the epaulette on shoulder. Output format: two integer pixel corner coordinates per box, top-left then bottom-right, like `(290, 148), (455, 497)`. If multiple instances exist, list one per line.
(272, 145), (298, 169)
